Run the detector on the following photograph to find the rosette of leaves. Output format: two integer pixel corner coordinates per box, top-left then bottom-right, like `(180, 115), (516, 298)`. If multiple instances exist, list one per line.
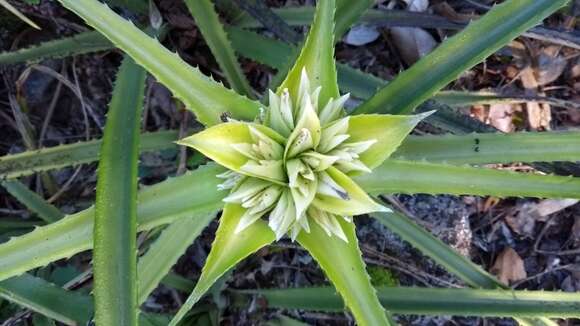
(178, 69), (428, 242)
(172, 1), (426, 324)
(0, 0), (577, 325)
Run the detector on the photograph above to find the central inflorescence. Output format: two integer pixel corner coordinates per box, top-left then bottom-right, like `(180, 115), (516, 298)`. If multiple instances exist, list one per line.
(218, 70), (381, 241)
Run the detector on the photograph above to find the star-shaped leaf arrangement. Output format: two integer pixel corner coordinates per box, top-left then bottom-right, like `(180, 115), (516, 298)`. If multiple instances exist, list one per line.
(172, 0), (429, 324)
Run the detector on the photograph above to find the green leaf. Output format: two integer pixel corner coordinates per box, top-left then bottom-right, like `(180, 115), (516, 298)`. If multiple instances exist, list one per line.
(233, 286), (580, 318)
(232, 1), (373, 51)
(297, 218), (392, 326)
(106, 0), (147, 12)
(0, 163), (226, 282)
(226, 26), (294, 70)
(357, 160), (580, 199)
(169, 203), (275, 326)
(239, 33), (575, 112)
(232, 7), (461, 30)
(93, 56), (146, 326)
(228, 25), (560, 113)
(371, 210), (557, 326)
(264, 0), (370, 92)
(0, 274), (93, 325)
(161, 272), (195, 294)
(432, 90), (580, 110)
(0, 31), (111, 65)
(137, 212), (215, 304)
(266, 315), (309, 326)
(177, 122), (286, 183)
(1, 180), (63, 223)
(0, 274), (187, 326)
(55, 0), (260, 126)
(394, 131), (580, 164)
(372, 211), (498, 288)
(184, 0), (255, 98)
(0, 0), (40, 29)
(313, 166), (387, 216)
(278, 0), (339, 107)
(0, 218), (40, 232)
(334, 0), (373, 39)
(0, 130), (177, 179)
(346, 113), (429, 171)
(354, 0), (568, 115)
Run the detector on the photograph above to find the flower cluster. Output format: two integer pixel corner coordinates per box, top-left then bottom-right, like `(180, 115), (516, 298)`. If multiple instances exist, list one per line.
(207, 69), (386, 242)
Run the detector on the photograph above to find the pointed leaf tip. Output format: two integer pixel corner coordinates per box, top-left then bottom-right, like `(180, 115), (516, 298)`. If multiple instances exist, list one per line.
(313, 166), (384, 216)
(278, 0), (339, 107)
(169, 203), (274, 325)
(177, 122), (286, 183)
(346, 113), (428, 172)
(298, 218), (391, 325)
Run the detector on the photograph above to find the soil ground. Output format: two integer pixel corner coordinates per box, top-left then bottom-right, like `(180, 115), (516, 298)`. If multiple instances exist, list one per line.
(1, 0), (579, 325)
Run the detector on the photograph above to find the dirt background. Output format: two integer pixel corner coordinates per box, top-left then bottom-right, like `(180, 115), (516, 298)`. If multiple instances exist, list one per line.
(1, 0), (580, 325)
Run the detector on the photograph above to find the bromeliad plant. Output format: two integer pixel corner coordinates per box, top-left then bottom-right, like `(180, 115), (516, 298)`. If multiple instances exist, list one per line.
(177, 69), (426, 242)
(0, 0), (579, 325)
(170, 1), (428, 323)
(173, 70), (428, 324)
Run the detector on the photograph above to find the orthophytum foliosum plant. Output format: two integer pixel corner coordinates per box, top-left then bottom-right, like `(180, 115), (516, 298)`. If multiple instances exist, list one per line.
(177, 68), (426, 242)
(0, 0), (579, 325)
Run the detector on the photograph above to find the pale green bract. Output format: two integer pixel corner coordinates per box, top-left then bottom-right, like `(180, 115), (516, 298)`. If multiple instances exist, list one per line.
(179, 69), (398, 242)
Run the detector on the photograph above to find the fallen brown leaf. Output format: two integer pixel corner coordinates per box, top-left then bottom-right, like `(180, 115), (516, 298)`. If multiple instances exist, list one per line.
(527, 102), (552, 130)
(390, 0), (437, 65)
(506, 199), (578, 237)
(491, 247), (527, 285)
(520, 67), (551, 130)
(505, 212), (535, 238)
(488, 103), (515, 132)
(525, 199), (579, 222)
(536, 46), (567, 86)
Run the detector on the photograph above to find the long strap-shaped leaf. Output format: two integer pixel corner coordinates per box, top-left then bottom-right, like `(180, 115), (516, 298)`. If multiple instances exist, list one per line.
(228, 26), (566, 112)
(264, 0), (372, 91)
(233, 6), (579, 50)
(137, 212), (215, 305)
(227, 26), (293, 69)
(17, 127), (579, 182)
(93, 56), (145, 326)
(370, 211), (557, 326)
(233, 7), (460, 30)
(0, 185), (205, 323)
(1, 180), (63, 223)
(0, 131), (177, 180)
(5, 26), (561, 114)
(3, 159), (580, 283)
(0, 273), (175, 326)
(184, 0), (255, 98)
(353, 0), (568, 115)
(277, 0), (338, 106)
(0, 0), (40, 29)
(298, 219), (393, 326)
(0, 8), (495, 67)
(334, 0), (373, 42)
(357, 160), (580, 199)
(54, 0), (260, 126)
(108, 0), (147, 12)
(0, 164), (225, 283)
(169, 204), (275, 326)
(232, 286), (580, 318)
(0, 31), (111, 64)
(0, 274), (93, 325)
(373, 211), (498, 289)
(394, 131), (580, 165)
